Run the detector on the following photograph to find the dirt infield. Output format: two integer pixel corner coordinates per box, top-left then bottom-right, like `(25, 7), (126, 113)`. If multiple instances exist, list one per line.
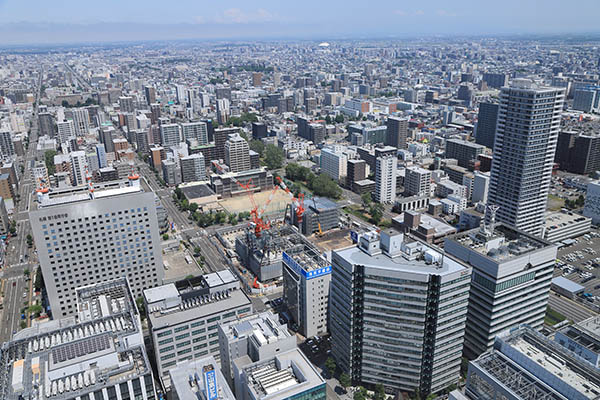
(218, 189), (293, 215)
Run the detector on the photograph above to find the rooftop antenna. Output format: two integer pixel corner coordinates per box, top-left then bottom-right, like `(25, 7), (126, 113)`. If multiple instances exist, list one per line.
(481, 204), (500, 237)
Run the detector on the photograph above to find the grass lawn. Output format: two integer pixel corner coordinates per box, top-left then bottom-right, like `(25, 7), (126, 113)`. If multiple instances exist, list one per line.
(547, 194), (565, 211)
(544, 306), (567, 326)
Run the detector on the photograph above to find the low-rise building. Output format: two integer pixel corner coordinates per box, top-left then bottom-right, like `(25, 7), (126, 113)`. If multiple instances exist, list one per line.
(543, 212), (592, 243)
(144, 271), (252, 389)
(0, 278), (157, 400)
(169, 356), (235, 400)
(463, 325), (600, 400)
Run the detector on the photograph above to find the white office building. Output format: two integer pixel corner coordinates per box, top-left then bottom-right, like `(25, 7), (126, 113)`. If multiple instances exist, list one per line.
(320, 146), (347, 182)
(330, 230), (472, 396)
(444, 219), (558, 358)
(405, 166), (431, 197)
(69, 150), (88, 186)
(160, 123), (182, 147)
(375, 156), (397, 203)
(472, 172), (490, 204)
(144, 271), (252, 389)
(224, 133), (250, 173)
(29, 178), (164, 318)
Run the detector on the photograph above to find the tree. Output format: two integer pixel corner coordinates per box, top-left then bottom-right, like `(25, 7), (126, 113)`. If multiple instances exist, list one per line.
(325, 115), (332, 124)
(374, 384), (386, 400)
(9, 220), (17, 236)
(28, 304), (43, 316)
(162, 233), (169, 240)
(354, 387), (367, 400)
(335, 114), (344, 123)
(369, 203), (384, 225)
(576, 194), (585, 207)
(361, 192), (372, 210)
(188, 203), (198, 213)
(228, 213), (238, 225)
(34, 268), (44, 292)
(24, 269), (30, 278)
(44, 150), (57, 175)
(264, 144), (284, 170)
(26, 234), (33, 247)
(339, 373), (351, 391)
(136, 296), (146, 320)
(311, 173), (342, 199)
(61, 100), (69, 107)
(249, 140), (265, 157)
(325, 357), (336, 377)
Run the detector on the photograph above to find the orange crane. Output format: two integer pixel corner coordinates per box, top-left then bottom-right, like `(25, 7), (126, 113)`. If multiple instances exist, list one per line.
(275, 176), (306, 223)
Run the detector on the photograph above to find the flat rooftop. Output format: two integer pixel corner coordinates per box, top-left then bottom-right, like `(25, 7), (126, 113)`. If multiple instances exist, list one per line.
(545, 211), (591, 231)
(169, 356), (235, 400)
(335, 231), (468, 277)
(0, 279), (151, 400)
(38, 180), (143, 208)
(501, 327), (600, 400)
(144, 271), (251, 330)
(447, 223), (553, 262)
(221, 311), (291, 346)
(243, 349), (325, 400)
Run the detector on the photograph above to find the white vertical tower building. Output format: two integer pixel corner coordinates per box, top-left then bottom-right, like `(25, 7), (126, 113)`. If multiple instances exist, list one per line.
(56, 119), (75, 146)
(488, 81), (565, 236)
(224, 133), (250, 173)
(69, 150), (88, 186)
(320, 146), (348, 182)
(71, 108), (90, 136)
(375, 156), (397, 203)
(181, 121), (208, 145)
(160, 123), (181, 147)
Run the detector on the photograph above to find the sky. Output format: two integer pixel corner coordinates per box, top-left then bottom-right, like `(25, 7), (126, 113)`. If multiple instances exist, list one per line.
(0, 0), (599, 45)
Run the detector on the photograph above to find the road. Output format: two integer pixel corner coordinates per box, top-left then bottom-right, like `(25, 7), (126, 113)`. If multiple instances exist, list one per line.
(548, 293), (597, 323)
(0, 66), (43, 343)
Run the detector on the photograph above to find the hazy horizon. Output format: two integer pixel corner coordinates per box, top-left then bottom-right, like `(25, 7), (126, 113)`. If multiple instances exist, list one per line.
(1, 0), (599, 46)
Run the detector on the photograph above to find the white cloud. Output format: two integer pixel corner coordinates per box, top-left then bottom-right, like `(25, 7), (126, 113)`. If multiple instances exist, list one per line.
(414, 10), (425, 16)
(213, 8), (275, 24)
(393, 10), (407, 16)
(436, 9), (458, 17)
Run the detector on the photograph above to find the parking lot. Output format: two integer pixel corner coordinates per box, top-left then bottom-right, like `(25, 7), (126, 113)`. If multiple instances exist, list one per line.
(554, 226), (600, 313)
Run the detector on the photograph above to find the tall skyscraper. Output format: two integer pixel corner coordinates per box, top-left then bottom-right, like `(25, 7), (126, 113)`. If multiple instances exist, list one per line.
(30, 178), (164, 318)
(330, 230), (471, 396)
(375, 156), (397, 203)
(385, 116), (408, 149)
(488, 82), (565, 236)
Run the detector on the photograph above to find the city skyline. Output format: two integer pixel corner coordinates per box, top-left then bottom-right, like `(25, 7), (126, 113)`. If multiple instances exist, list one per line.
(1, 0), (600, 45)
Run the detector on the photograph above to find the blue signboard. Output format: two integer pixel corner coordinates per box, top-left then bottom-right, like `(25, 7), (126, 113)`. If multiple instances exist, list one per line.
(350, 231), (359, 243)
(282, 251), (332, 280)
(204, 368), (218, 400)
